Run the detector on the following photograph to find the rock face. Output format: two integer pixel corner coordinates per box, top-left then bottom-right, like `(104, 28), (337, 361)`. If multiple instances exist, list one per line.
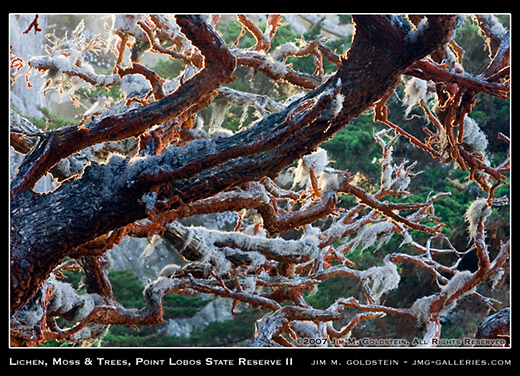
(108, 236), (186, 283)
(164, 297), (234, 338)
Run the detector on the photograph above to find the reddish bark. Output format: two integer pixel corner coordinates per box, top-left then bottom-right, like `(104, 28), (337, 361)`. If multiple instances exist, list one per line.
(11, 15), (236, 197)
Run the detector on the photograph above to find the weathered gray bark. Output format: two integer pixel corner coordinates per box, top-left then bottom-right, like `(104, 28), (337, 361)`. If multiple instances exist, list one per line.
(476, 308), (510, 340)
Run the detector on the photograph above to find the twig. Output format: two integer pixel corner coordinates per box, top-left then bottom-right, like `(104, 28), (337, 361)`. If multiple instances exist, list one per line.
(23, 15), (42, 35)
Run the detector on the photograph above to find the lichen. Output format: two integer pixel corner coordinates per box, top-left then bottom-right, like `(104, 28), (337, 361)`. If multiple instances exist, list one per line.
(392, 167), (411, 192)
(464, 198), (491, 240)
(120, 74), (151, 99)
(140, 191), (157, 213)
(47, 276), (103, 322)
(440, 270), (473, 300)
(292, 148), (330, 189)
(403, 77), (429, 117)
(270, 42), (299, 62)
(406, 17), (429, 44)
(462, 115), (488, 153)
(410, 295), (436, 325)
(353, 221), (395, 252)
(362, 256), (401, 302)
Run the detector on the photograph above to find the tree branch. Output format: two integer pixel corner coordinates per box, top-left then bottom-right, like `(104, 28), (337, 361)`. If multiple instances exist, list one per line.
(11, 15), (236, 196)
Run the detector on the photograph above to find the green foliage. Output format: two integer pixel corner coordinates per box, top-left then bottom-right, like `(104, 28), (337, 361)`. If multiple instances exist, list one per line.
(306, 275), (353, 309)
(162, 294), (209, 319)
(218, 19), (255, 48)
(150, 58), (185, 80)
(287, 22), (350, 76)
(321, 112), (382, 185)
(453, 18), (489, 75)
(108, 269), (146, 309)
(24, 106), (78, 130)
(186, 310), (261, 346)
(77, 85), (121, 102)
(102, 268), (262, 347)
(61, 269), (84, 293)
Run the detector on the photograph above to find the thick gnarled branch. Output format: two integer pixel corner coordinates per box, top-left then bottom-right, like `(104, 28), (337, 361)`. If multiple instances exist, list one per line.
(11, 15), (236, 196)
